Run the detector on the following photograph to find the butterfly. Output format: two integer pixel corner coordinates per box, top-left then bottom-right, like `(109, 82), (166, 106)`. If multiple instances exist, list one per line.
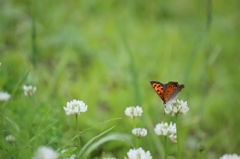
(150, 81), (185, 104)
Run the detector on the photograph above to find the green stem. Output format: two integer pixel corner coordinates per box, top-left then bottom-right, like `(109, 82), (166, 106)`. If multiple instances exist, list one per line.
(197, 151), (201, 159)
(133, 117), (136, 128)
(176, 115), (181, 159)
(76, 115), (81, 149)
(206, 0), (212, 32)
(31, 5), (37, 68)
(28, 96), (33, 136)
(164, 136), (167, 159)
(0, 103), (3, 149)
(136, 137), (139, 148)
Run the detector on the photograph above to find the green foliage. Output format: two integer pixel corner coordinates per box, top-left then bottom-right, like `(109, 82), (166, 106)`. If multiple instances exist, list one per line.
(1, 0), (240, 158)
(78, 130), (132, 158)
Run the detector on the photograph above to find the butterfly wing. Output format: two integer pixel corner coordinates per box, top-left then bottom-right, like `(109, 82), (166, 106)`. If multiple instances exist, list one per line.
(150, 81), (165, 102)
(165, 81), (185, 102)
(150, 81), (185, 104)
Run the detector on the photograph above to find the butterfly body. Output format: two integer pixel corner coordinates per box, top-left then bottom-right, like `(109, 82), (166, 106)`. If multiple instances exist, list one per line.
(150, 81), (184, 104)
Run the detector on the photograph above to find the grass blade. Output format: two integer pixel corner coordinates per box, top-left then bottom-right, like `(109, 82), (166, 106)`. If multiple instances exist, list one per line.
(77, 126), (115, 158)
(81, 133), (133, 158)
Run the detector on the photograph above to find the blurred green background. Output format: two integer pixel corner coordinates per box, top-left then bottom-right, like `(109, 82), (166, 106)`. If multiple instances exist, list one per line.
(1, 0), (240, 158)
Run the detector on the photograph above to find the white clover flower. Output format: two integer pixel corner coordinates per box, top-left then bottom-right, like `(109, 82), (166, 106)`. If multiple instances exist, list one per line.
(63, 99), (88, 116)
(125, 106), (143, 118)
(0, 92), (11, 101)
(32, 146), (58, 159)
(168, 134), (177, 143)
(168, 122), (176, 134)
(23, 85), (37, 96)
(154, 121), (177, 142)
(154, 122), (170, 136)
(68, 154), (76, 159)
(164, 99), (189, 116)
(5, 135), (15, 142)
(220, 154), (240, 159)
(102, 158), (116, 159)
(125, 147), (152, 159)
(132, 128), (147, 137)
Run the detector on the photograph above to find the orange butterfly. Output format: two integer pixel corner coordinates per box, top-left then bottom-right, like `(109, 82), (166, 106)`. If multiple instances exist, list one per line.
(150, 81), (185, 104)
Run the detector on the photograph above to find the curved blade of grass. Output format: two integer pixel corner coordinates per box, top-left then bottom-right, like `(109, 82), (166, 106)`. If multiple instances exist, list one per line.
(22, 120), (58, 149)
(5, 116), (20, 132)
(46, 136), (58, 147)
(60, 127), (94, 152)
(59, 118), (122, 151)
(37, 107), (51, 132)
(81, 133), (133, 159)
(77, 126), (115, 158)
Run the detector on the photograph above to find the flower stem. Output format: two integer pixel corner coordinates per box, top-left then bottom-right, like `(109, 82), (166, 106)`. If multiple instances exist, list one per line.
(136, 137), (140, 148)
(76, 115), (81, 149)
(0, 103), (3, 147)
(197, 151), (202, 159)
(176, 115), (181, 159)
(28, 96), (33, 136)
(164, 136), (167, 159)
(133, 117), (136, 128)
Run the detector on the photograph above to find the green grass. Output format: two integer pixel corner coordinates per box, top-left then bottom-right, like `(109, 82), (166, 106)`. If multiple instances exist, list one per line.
(1, 0), (240, 158)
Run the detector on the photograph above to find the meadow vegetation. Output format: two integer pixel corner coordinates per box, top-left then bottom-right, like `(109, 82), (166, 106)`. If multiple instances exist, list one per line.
(1, 0), (240, 158)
